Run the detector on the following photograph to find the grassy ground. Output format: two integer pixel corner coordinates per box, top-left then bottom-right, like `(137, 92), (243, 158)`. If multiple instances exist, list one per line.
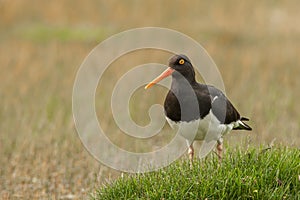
(94, 147), (300, 199)
(1, 0), (300, 199)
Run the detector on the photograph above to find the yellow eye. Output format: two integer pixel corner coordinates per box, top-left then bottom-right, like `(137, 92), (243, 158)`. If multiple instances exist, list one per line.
(179, 59), (185, 65)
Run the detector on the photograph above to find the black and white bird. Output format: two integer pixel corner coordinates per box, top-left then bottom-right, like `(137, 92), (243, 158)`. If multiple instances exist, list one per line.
(145, 54), (251, 166)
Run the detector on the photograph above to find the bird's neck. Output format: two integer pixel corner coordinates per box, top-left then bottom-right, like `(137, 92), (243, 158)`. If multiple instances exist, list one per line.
(170, 74), (196, 95)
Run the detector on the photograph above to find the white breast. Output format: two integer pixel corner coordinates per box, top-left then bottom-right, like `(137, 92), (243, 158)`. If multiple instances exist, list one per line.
(166, 110), (234, 143)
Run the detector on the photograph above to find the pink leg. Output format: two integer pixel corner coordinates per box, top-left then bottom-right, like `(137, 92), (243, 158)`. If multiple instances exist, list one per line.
(188, 143), (194, 168)
(216, 142), (223, 162)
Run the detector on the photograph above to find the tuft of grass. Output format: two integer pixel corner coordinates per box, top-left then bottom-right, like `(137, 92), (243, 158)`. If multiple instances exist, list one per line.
(93, 147), (300, 199)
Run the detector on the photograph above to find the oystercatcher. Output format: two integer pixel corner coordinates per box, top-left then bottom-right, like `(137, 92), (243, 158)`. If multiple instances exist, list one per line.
(145, 54), (251, 165)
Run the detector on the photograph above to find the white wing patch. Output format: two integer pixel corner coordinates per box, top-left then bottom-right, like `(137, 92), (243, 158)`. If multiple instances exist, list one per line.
(211, 95), (218, 103)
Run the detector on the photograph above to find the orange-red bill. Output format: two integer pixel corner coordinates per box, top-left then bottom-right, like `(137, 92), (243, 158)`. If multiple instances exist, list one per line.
(145, 67), (174, 89)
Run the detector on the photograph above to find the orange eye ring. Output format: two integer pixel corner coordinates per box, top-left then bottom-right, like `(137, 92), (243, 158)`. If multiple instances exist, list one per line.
(179, 59), (185, 65)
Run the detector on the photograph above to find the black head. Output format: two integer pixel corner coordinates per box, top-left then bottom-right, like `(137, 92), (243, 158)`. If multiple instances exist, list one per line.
(168, 54), (196, 83)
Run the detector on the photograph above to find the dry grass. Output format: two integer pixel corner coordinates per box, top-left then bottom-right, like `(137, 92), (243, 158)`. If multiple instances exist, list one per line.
(1, 0), (300, 199)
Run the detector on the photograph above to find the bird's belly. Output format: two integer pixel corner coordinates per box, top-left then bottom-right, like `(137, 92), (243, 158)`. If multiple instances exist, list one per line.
(166, 111), (234, 142)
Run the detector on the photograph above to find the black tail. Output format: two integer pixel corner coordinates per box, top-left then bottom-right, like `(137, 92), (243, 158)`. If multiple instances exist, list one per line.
(241, 117), (249, 121)
(233, 118), (252, 131)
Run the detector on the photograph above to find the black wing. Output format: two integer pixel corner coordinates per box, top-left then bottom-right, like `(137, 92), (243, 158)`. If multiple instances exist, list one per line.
(196, 84), (241, 124)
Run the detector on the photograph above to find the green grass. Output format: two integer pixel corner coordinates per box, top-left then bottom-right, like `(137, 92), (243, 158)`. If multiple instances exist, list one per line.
(93, 147), (300, 199)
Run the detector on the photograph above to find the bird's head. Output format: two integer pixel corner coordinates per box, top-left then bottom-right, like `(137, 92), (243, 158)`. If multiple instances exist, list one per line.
(145, 54), (196, 89)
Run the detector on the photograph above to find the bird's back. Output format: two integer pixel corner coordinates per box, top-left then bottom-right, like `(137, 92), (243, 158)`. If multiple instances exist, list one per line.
(164, 83), (241, 125)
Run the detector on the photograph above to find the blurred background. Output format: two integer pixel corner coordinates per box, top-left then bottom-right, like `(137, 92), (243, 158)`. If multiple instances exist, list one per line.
(1, 0), (299, 199)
